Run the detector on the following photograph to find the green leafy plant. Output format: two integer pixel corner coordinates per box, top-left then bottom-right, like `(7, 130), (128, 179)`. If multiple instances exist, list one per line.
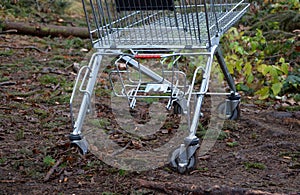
(222, 27), (295, 100)
(221, 0), (300, 101)
(118, 169), (127, 176)
(43, 155), (55, 167)
(255, 57), (289, 99)
(226, 141), (238, 147)
(0, 158), (7, 165)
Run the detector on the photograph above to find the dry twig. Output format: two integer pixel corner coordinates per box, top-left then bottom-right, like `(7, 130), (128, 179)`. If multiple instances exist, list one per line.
(0, 81), (16, 86)
(44, 157), (63, 182)
(0, 44), (47, 53)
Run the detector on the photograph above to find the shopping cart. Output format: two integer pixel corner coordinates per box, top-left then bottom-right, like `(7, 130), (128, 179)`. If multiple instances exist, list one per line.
(69, 0), (249, 173)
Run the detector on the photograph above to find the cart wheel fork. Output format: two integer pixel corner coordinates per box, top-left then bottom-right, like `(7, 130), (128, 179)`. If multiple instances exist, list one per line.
(216, 93), (241, 120)
(227, 93), (241, 119)
(170, 137), (199, 174)
(69, 134), (89, 155)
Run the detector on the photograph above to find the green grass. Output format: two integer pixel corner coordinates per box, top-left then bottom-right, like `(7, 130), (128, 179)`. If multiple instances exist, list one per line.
(0, 158), (7, 165)
(34, 108), (49, 119)
(43, 155), (55, 167)
(0, 50), (14, 57)
(244, 162), (266, 170)
(226, 141), (238, 147)
(39, 75), (59, 85)
(102, 192), (117, 195)
(196, 126), (229, 140)
(15, 129), (25, 141)
(42, 121), (65, 129)
(197, 167), (209, 172)
(0, 76), (10, 82)
(89, 118), (110, 128)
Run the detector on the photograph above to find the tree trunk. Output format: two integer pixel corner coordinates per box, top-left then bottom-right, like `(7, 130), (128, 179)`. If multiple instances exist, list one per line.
(1, 21), (90, 38)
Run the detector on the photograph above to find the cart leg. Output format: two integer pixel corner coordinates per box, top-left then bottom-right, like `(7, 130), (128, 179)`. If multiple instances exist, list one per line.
(170, 83), (209, 172)
(215, 47), (241, 120)
(215, 47), (236, 92)
(69, 53), (103, 154)
(170, 48), (218, 173)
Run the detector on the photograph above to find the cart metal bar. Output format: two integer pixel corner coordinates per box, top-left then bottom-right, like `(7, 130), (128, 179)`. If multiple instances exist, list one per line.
(187, 44), (217, 139)
(215, 47), (236, 92)
(198, 92), (232, 95)
(120, 55), (172, 86)
(219, 3), (249, 33)
(203, 0), (212, 48)
(70, 52), (103, 135)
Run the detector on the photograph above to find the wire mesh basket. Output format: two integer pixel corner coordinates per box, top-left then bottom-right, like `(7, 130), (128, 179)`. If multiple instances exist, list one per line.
(83, 0), (249, 49)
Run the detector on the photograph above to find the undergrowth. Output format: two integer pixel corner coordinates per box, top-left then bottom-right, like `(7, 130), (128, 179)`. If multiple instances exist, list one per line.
(222, 0), (300, 101)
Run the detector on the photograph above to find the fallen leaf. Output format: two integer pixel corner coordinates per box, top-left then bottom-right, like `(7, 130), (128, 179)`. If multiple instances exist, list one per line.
(161, 129), (169, 134)
(117, 63), (127, 70)
(57, 18), (64, 23)
(282, 156), (291, 160)
(286, 98), (296, 105)
(132, 140), (142, 149)
(80, 48), (88, 52)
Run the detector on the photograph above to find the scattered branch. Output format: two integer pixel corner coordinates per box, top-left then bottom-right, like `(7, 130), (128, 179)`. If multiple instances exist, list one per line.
(0, 45), (47, 53)
(0, 180), (17, 183)
(0, 29), (18, 34)
(111, 141), (131, 156)
(0, 81), (17, 86)
(44, 157), (63, 182)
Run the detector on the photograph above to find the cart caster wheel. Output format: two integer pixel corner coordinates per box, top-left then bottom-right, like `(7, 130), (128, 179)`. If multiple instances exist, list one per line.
(217, 101), (240, 120)
(229, 105), (240, 120)
(69, 134), (89, 155)
(173, 101), (182, 114)
(169, 148), (196, 174)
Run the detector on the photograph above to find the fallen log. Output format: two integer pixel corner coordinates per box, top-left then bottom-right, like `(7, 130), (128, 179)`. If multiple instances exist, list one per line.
(1, 21), (90, 38)
(135, 178), (205, 194)
(135, 179), (279, 195)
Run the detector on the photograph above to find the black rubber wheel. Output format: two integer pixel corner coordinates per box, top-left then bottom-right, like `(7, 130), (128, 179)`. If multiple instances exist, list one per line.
(217, 102), (240, 120)
(173, 101), (182, 114)
(169, 148), (196, 174)
(229, 104), (240, 120)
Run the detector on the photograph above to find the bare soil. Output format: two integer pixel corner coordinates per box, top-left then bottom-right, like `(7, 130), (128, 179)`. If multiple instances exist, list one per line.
(0, 34), (299, 195)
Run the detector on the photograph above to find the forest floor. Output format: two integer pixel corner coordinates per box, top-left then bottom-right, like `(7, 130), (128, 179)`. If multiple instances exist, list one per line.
(0, 32), (299, 195)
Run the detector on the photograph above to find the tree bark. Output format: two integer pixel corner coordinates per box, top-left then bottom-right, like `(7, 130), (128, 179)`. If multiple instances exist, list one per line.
(1, 21), (90, 38)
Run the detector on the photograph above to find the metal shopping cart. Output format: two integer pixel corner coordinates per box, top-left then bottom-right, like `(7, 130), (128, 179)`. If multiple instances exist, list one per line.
(69, 0), (249, 173)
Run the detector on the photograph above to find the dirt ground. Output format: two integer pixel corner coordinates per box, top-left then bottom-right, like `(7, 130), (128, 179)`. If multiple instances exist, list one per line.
(0, 34), (300, 195)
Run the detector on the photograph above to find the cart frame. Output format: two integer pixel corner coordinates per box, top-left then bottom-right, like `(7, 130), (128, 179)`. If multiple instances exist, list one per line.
(69, 0), (249, 173)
